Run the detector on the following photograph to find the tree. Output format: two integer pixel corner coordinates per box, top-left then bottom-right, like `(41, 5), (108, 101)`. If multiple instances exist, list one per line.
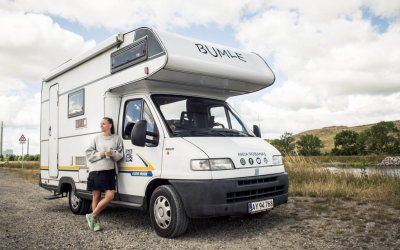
(356, 130), (371, 155)
(34, 154), (40, 161)
(368, 121), (400, 154)
(267, 132), (295, 156)
(0, 154), (3, 161)
(332, 130), (359, 155)
(279, 132), (295, 156)
(23, 154), (30, 161)
(8, 155), (15, 161)
(296, 134), (324, 156)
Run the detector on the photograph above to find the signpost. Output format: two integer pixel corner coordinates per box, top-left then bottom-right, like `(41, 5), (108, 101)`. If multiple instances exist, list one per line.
(19, 134), (26, 169)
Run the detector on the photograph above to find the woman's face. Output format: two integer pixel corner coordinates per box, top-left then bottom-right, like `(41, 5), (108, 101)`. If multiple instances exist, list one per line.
(100, 119), (112, 133)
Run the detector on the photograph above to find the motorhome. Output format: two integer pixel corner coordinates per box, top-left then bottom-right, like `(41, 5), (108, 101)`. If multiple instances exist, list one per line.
(39, 27), (289, 238)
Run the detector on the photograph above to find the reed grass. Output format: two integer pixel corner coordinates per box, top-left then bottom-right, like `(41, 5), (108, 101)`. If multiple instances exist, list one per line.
(284, 155), (400, 207)
(0, 161), (40, 170)
(0, 168), (40, 183)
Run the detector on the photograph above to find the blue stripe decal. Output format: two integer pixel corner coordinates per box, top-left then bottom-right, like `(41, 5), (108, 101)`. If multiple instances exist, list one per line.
(40, 169), (49, 171)
(118, 171), (153, 177)
(135, 154), (148, 167)
(59, 170), (79, 172)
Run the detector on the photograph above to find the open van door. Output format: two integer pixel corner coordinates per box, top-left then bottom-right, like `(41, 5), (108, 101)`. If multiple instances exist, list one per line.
(48, 83), (59, 178)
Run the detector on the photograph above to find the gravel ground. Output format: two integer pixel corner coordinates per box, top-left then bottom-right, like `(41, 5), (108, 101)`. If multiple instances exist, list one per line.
(0, 170), (399, 250)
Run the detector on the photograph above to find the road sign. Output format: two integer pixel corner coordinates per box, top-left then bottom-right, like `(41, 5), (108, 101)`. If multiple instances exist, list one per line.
(20, 141), (25, 144)
(19, 134), (26, 142)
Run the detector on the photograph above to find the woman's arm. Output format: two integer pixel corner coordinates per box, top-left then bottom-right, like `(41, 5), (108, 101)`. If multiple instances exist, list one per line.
(85, 138), (104, 163)
(111, 136), (124, 162)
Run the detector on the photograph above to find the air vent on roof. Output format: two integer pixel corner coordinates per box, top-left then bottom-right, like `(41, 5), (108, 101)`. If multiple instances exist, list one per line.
(75, 118), (87, 129)
(75, 156), (87, 166)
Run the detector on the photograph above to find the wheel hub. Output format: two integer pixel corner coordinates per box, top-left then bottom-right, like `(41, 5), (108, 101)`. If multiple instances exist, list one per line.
(154, 196), (171, 229)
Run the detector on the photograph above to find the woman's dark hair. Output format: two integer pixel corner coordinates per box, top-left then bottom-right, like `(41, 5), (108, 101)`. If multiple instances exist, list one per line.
(103, 117), (115, 134)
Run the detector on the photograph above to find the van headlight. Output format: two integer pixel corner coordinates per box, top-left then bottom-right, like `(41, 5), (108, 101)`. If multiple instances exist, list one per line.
(272, 155), (283, 165)
(191, 159), (234, 171)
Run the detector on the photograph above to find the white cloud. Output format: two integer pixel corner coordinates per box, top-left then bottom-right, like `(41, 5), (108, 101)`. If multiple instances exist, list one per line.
(231, 91), (400, 139)
(0, 10), (96, 82)
(0, 77), (27, 96)
(0, 93), (41, 128)
(1, 0), (253, 31)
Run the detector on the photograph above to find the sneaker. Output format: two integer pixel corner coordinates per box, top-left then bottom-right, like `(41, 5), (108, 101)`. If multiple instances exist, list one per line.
(94, 222), (101, 231)
(86, 213), (95, 230)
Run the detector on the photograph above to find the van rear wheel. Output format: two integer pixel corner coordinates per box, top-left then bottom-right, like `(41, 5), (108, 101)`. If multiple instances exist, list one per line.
(68, 189), (91, 215)
(149, 185), (189, 238)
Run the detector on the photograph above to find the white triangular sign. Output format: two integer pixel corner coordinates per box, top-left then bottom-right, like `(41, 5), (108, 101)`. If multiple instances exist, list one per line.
(19, 134), (26, 141)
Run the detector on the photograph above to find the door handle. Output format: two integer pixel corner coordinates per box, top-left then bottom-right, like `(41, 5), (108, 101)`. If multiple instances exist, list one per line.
(49, 126), (51, 136)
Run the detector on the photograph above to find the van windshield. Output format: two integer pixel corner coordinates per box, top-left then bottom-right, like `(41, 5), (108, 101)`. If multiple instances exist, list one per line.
(152, 95), (255, 137)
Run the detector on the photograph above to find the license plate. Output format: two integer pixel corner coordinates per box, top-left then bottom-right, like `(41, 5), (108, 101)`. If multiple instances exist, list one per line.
(248, 199), (274, 213)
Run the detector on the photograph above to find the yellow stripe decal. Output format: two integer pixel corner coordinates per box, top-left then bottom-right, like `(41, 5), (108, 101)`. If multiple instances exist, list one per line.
(58, 166), (80, 170)
(119, 153), (155, 171)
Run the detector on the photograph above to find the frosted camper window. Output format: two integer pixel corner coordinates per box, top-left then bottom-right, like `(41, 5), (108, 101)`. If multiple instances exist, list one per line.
(68, 89), (84, 118)
(111, 41), (147, 73)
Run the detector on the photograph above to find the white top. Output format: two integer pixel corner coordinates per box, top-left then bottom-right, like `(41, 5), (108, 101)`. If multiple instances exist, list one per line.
(86, 134), (124, 173)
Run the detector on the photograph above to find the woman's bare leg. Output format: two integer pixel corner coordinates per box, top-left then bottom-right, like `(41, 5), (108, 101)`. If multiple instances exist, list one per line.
(92, 190), (115, 220)
(91, 190), (101, 221)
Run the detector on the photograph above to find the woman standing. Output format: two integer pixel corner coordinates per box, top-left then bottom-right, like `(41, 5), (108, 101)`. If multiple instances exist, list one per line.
(85, 117), (123, 231)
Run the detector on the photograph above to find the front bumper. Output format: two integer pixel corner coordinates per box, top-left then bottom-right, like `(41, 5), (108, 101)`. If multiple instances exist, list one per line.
(170, 172), (289, 218)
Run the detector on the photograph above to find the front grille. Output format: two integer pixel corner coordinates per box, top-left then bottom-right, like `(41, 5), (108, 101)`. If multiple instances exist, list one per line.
(227, 185), (284, 203)
(238, 177), (277, 186)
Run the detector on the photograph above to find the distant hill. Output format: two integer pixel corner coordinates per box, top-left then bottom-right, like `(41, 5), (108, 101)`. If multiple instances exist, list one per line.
(291, 120), (400, 154)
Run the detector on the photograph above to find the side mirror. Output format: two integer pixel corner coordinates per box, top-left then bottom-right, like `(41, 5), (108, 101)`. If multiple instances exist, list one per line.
(131, 120), (160, 147)
(131, 120), (147, 147)
(253, 125), (261, 138)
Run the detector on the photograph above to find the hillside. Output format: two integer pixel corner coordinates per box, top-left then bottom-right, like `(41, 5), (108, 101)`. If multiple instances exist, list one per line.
(291, 120), (400, 154)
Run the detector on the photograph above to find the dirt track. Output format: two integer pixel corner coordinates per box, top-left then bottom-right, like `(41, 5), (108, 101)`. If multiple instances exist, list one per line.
(0, 170), (399, 250)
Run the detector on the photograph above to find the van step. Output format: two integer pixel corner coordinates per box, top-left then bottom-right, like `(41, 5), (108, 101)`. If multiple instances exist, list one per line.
(44, 195), (64, 200)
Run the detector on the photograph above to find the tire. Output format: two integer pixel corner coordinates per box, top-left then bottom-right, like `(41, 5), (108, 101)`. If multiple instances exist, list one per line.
(68, 189), (91, 215)
(149, 185), (189, 238)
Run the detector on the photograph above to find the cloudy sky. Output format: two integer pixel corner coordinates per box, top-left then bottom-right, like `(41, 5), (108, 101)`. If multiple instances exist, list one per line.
(0, 0), (399, 155)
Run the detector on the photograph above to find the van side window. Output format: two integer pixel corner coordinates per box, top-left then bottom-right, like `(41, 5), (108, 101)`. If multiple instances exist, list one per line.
(143, 102), (158, 146)
(68, 89), (84, 118)
(123, 99), (142, 139)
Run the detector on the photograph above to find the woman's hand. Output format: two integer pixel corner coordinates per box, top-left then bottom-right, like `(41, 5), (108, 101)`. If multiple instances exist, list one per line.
(106, 150), (113, 157)
(100, 151), (106, 158)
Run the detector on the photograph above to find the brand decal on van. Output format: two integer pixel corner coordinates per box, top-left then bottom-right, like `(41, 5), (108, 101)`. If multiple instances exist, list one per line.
(195, 44), (246, 62)
(238, 152), (266, 157)
(119, 153), (155, 177)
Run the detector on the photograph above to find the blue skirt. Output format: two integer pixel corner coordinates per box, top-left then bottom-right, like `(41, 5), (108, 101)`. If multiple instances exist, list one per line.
(87, 169), (116, 191)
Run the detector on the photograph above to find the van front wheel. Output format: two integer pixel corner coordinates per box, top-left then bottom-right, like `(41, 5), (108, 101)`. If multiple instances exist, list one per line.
(68, 189), (91, 215)
(149, 185), (189, 238)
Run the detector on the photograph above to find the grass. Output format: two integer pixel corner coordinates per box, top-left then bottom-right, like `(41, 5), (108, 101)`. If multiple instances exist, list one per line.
(0, 161), (40, 169)
(284, 155), (400, 207)
(0, 161), (40, 183)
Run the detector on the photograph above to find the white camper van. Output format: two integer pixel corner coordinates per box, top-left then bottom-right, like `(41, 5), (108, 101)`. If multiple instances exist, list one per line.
(39, 27), (288, 238)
